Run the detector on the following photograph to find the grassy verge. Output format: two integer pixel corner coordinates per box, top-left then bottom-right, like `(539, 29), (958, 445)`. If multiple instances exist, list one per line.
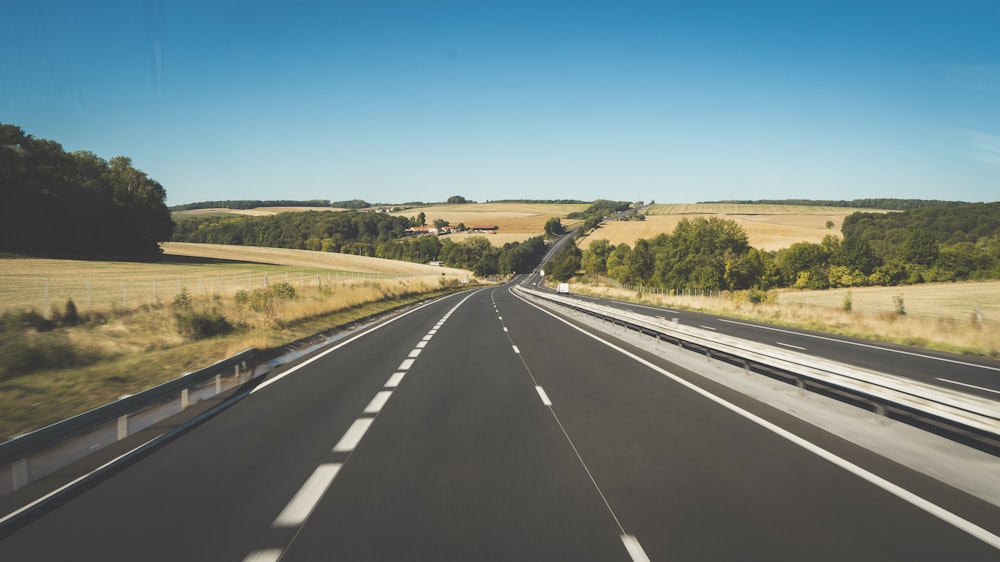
(568, 280), (999, 358)
(0, 279), (472, 439)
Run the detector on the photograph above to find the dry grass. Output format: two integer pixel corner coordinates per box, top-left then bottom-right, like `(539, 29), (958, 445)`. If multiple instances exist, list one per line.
(578, 203), (891, 251)
(570, 280), (1000, 357)
(0, 244), (469, 315)
(0, 277), (468, 437)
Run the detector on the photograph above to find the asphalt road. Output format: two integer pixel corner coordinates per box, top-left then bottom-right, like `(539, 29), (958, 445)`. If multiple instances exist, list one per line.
(1, 285), (998, 560)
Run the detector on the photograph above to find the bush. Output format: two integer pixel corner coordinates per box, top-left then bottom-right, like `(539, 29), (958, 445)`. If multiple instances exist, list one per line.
(175, 310), (233, 339)
(0, 310), (79, 380)
(172, 288), (192, 311)
(843, 290), (853, 313)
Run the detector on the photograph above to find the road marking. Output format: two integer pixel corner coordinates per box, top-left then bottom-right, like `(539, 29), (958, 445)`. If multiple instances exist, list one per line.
(398, 358), (415, 371)
(407, 348), (422, 358)
(503, 326), (508, 332)
(718, 318), (1000, 373)
(512, 345), (521, 354)
(621, 535), (651, 562)
(333, 418), (374, 453)
(699, 325), (717, 331)
(273, 463), (342, 527)
(498, 316), (503, 320)
(243, 549), (283, 562)
(421, 333), (433, 341)
(364, 391), (392, 414)
(415, 340), (428, 348)
(523, 296), (1000, 551)
(937, 378), (1000, 396)
(535, 385), (552, 406)
(776, 341), (807, 351)
(385, 371), (406, 387)
(428, 329), (437, 335)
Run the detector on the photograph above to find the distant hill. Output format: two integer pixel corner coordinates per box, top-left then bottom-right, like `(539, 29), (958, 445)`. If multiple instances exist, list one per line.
(169, 199), (334, 211)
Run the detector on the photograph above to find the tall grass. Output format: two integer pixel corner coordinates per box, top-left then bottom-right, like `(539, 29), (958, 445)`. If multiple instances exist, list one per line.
(0, 277), (470, 438)
(572, 281), (999, 357)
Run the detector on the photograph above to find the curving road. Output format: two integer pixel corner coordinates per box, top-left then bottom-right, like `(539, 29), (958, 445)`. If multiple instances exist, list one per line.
(1, 285), (999, 560)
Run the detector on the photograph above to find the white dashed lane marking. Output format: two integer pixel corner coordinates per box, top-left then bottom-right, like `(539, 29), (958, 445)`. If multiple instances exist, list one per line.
(535, 385), (552, 406)
(332, 418), (374, 453)
(364, 391), (393, 414)
(272, 463), (342, 528)
(385, 372), (406, 388)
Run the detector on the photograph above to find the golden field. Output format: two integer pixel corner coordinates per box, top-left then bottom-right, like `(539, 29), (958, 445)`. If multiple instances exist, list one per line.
(578, 203), (890, 251)
(392, 202), (589, 245)
(0, 243), (469, 315)
(172, 206), (347, 218)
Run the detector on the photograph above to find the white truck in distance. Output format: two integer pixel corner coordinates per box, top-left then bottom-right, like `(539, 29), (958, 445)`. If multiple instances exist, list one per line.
(556, 283), (570, 294)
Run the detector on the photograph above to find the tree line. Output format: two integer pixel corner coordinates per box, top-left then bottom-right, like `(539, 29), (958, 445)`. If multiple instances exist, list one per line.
(170, 199), (333, 211)
(702, 199), (968, 210)
(1, 123), (173, 257)
(576, 203), (1000, 291)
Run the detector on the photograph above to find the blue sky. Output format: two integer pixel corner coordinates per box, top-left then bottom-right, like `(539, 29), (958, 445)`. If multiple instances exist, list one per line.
(3, 1), (998, 206)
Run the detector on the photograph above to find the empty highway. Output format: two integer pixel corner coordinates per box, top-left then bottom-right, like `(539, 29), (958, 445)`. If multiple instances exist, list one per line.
(1, 285), (998, 560)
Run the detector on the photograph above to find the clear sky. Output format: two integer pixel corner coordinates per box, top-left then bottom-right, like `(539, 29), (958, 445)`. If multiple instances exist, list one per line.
(3, 0), (998, 206)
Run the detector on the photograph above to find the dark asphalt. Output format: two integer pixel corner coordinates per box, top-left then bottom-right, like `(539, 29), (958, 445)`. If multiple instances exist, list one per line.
(0, 285), (998, 561)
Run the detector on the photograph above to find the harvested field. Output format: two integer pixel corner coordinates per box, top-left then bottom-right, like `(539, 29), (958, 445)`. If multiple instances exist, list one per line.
(0, 243), (469, 315)
(578, 204), (890, 251)
(173, 206), (345, 218)
(392, 203), (588, 244)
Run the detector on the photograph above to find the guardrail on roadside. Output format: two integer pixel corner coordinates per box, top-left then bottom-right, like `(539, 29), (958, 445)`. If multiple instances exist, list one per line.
(515, 286), (1000, 454)
(0, 348), (256, 494)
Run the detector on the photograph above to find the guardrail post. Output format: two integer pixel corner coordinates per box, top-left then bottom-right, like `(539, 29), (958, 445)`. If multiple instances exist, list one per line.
(874, 403), (887, 423)
(705, 349), (711, 362)
(797, 379), (806, 395)
(743, 360), (750, 375)
(234, 363), (241, 383)
(215, 374), (222, 395)
(11, 458), (29, 490)
(117, 415), (128, 440)
(181, 388), (189, 410)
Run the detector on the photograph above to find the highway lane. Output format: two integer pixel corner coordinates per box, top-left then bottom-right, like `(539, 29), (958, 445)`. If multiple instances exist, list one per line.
(536, 282), (1000, 399)
(1, 285), (998, 560)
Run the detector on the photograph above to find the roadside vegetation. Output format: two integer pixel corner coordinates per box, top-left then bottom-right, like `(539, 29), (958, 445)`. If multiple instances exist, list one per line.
(0, 275), (471, 438)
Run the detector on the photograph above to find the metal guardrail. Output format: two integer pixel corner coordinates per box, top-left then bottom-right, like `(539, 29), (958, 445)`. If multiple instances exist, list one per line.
(516, 286), (1000, 454)
(1, 348), (256, 493)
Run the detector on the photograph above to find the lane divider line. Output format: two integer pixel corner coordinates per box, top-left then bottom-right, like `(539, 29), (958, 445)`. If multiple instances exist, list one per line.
(407, 348), (422, 358)
(364, 391), (393, 415)
(385, 372), (406, 388)
(332, 418), (374, 453)
(512, 345), (521, 354)
(398, 358), (416, 371)
(242, 549), (283, 562)
(535, 386), (553, 406)
(621, 534), (651, 562)
(272, 463), (342, 528)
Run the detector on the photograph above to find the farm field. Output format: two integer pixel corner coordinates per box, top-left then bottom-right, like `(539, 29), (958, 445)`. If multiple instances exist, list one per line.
(392, 202), (589, 245)
(578, 203), (890, 251)
(172, 206), (346, 219)
(0, 243), (469, 315)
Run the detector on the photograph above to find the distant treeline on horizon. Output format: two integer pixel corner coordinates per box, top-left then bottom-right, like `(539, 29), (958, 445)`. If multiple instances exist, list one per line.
(700, 199), (969, 210)
(169, 198), (592, 212)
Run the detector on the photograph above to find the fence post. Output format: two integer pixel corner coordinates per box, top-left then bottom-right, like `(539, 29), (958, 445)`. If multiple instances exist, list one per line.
(215, 374), (222, 396)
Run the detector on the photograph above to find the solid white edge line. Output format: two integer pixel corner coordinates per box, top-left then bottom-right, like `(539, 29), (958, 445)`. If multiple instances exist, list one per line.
(718, 318), (1000, 373)
(243, 549), (283, 562)
(272, 463), (342, 527)
(0, 436), (158, 526)
(516, 290), (1000, 551)
(937, 378), (1000, 396)
(535, 385), (553, 406)
(364, 391), (392, 414)
(333, 418), (374, 453)
(621, 534), (651, 562)
(385, 371), (406, 388)
(776, 342), (807, 351)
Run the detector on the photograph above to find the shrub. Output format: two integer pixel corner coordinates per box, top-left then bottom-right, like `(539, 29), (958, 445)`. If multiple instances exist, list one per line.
(175, 309), (233, 339)
(843, 290), (853, 313)
(0, 310), (78, 380)
(893, 295), (906, 316)
(172, 288), (192, 311)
